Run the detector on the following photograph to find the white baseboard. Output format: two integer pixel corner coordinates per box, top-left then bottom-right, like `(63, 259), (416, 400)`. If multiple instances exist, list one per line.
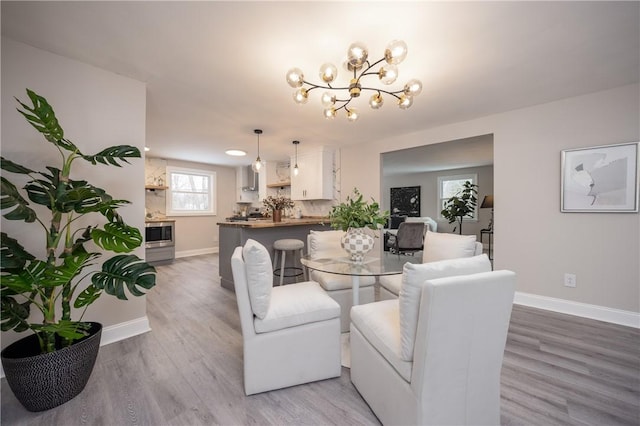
(514, 291), (640, 329)
(175, 247), (218, 258)
(0, 316), (151, 378)
(100, 316), (152, 346)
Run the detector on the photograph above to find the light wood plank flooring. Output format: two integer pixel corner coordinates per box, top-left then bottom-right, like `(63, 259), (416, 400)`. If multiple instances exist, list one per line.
(2, 254), (639, 425)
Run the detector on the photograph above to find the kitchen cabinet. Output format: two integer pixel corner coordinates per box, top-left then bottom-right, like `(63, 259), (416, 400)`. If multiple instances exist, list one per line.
(290, 148), (333, 200)
(146, 245), (175, 265)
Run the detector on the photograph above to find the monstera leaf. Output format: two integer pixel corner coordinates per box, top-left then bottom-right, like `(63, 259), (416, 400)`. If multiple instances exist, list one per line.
(91, 255), (156, 300)
(46, 252), (101, 288)
(1, 177), (37, 223)
(81, 145), (141, 167)
(15, 89), (66, 145)
(0, 297), (31, 332)
(0, 232), (35, 271)
(91, 222), (143, 253)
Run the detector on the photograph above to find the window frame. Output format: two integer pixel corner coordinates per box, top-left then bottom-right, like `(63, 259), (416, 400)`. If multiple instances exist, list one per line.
(437, 173), (478, 221)
(165, 166), (216, 216)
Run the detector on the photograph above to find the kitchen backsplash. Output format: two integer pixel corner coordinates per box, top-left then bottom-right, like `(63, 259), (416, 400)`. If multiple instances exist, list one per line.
(145, 157), (167, 218)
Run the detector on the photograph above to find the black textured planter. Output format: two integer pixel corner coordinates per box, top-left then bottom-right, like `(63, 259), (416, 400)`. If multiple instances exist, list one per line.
(1, 322), (102, 412)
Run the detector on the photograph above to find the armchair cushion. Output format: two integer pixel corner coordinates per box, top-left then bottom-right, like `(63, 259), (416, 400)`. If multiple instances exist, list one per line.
(242, 239), (272, 319)
(351, 299), (412, 381)
(254, 281), (340, 333)
(308, 230), (345, 259)
(379, 274), (402, 296)
(311, 270), (375, 291)
(399, 254), (492, 360)
(422, 230), (477, 263)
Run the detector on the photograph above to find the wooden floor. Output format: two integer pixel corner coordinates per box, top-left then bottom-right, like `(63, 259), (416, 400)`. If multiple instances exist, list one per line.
(2, 254), (639, 425)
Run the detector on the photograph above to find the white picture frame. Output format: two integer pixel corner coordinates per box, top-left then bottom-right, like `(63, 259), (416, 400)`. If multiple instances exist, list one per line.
(561, 142), (639, 213)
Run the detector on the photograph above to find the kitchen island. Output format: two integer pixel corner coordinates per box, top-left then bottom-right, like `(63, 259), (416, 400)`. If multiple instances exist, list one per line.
(218, 217), (330, 291)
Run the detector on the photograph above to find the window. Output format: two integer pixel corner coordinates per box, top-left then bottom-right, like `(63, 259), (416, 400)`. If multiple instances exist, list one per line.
(166, 166), (216, 216)
(437, 173), (478, 221)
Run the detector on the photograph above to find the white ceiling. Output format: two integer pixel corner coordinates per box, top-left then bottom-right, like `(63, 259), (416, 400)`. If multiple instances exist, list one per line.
(2, 1), (638, 173)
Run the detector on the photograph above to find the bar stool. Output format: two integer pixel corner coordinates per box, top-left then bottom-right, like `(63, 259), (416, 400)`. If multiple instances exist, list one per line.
(273, 239), (305, 286)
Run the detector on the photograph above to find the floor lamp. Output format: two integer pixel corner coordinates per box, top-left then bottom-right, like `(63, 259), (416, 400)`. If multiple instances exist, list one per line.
(481, 195), (494, 231)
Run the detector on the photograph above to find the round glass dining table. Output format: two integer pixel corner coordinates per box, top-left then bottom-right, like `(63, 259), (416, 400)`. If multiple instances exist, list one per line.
(301, 252), (422, 305)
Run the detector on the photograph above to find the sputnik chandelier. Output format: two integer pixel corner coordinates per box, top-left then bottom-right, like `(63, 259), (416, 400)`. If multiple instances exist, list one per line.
(286, 40), (422, 122)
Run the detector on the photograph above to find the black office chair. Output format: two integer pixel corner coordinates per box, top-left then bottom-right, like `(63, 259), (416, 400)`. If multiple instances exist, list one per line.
(385, 222), (425, 256)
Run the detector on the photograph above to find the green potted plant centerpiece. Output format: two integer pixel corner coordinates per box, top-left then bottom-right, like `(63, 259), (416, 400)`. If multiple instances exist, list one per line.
(441, 180), (478, 235)
(0, 89), (156, 412)
(262, 195), (294, 222)
(329, 188), (389, 262)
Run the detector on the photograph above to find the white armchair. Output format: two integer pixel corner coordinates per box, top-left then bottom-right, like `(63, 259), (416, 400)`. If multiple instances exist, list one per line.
(350, 255), (515, 425)
(379, 230), (484, 300)
(307, 230), (376, 332)
(231, 239), (341, 395)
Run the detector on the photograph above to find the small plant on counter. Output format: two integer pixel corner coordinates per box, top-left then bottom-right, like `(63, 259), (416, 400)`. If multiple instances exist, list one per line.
(262, 195), (295, 212)
(329, 188), (389, 232)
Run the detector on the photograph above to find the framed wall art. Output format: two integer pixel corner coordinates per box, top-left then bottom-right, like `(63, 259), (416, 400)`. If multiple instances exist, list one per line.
(561, 142), (639, 212)
(390, 186), (421, 217)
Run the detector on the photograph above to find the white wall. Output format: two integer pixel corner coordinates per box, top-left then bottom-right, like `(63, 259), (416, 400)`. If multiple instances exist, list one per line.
(343, 84), (639, 317)
(1, 38), (148, 348)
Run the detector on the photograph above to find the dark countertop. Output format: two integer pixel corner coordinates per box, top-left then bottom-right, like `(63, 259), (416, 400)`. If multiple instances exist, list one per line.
(217, 217), (329, 228)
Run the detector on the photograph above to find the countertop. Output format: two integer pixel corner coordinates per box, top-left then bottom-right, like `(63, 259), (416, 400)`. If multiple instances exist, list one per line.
(145, 218), (176, 223)
(217, 217), (329, 228)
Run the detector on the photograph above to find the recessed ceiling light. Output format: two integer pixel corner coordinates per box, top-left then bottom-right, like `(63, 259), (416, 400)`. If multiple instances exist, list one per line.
(225, 149), (247, 156)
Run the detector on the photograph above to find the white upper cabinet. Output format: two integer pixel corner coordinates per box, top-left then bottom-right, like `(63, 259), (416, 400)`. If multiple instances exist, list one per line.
(290, 148), (334, 200)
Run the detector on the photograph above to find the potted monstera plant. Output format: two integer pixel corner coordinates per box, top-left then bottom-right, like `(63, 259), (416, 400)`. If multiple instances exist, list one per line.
(329, 188), (389, 262)
(0, 89), (156, 412)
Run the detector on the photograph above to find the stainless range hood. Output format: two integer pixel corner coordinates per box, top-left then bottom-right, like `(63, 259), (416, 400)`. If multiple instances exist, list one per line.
(240, 165), (258, 191)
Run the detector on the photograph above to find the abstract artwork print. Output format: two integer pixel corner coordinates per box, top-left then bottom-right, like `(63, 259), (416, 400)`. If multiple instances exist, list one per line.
(561, 142), (639, 212)
(390, 186), (421, 216)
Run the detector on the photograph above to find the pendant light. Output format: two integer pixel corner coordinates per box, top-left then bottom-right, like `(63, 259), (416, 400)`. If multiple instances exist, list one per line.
(251, 129), (263, 173)
(292, 140), (300, 176)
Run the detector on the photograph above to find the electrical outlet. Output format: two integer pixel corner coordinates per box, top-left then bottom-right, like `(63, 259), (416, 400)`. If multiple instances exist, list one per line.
(564, 273), (577, 288)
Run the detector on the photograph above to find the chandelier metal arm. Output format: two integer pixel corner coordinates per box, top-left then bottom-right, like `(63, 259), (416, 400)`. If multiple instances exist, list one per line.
(354, 57), (386, 84)
(302, 81), (351, 92)
(358, 87), (404, 100)
(334, 99), (353, 112)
